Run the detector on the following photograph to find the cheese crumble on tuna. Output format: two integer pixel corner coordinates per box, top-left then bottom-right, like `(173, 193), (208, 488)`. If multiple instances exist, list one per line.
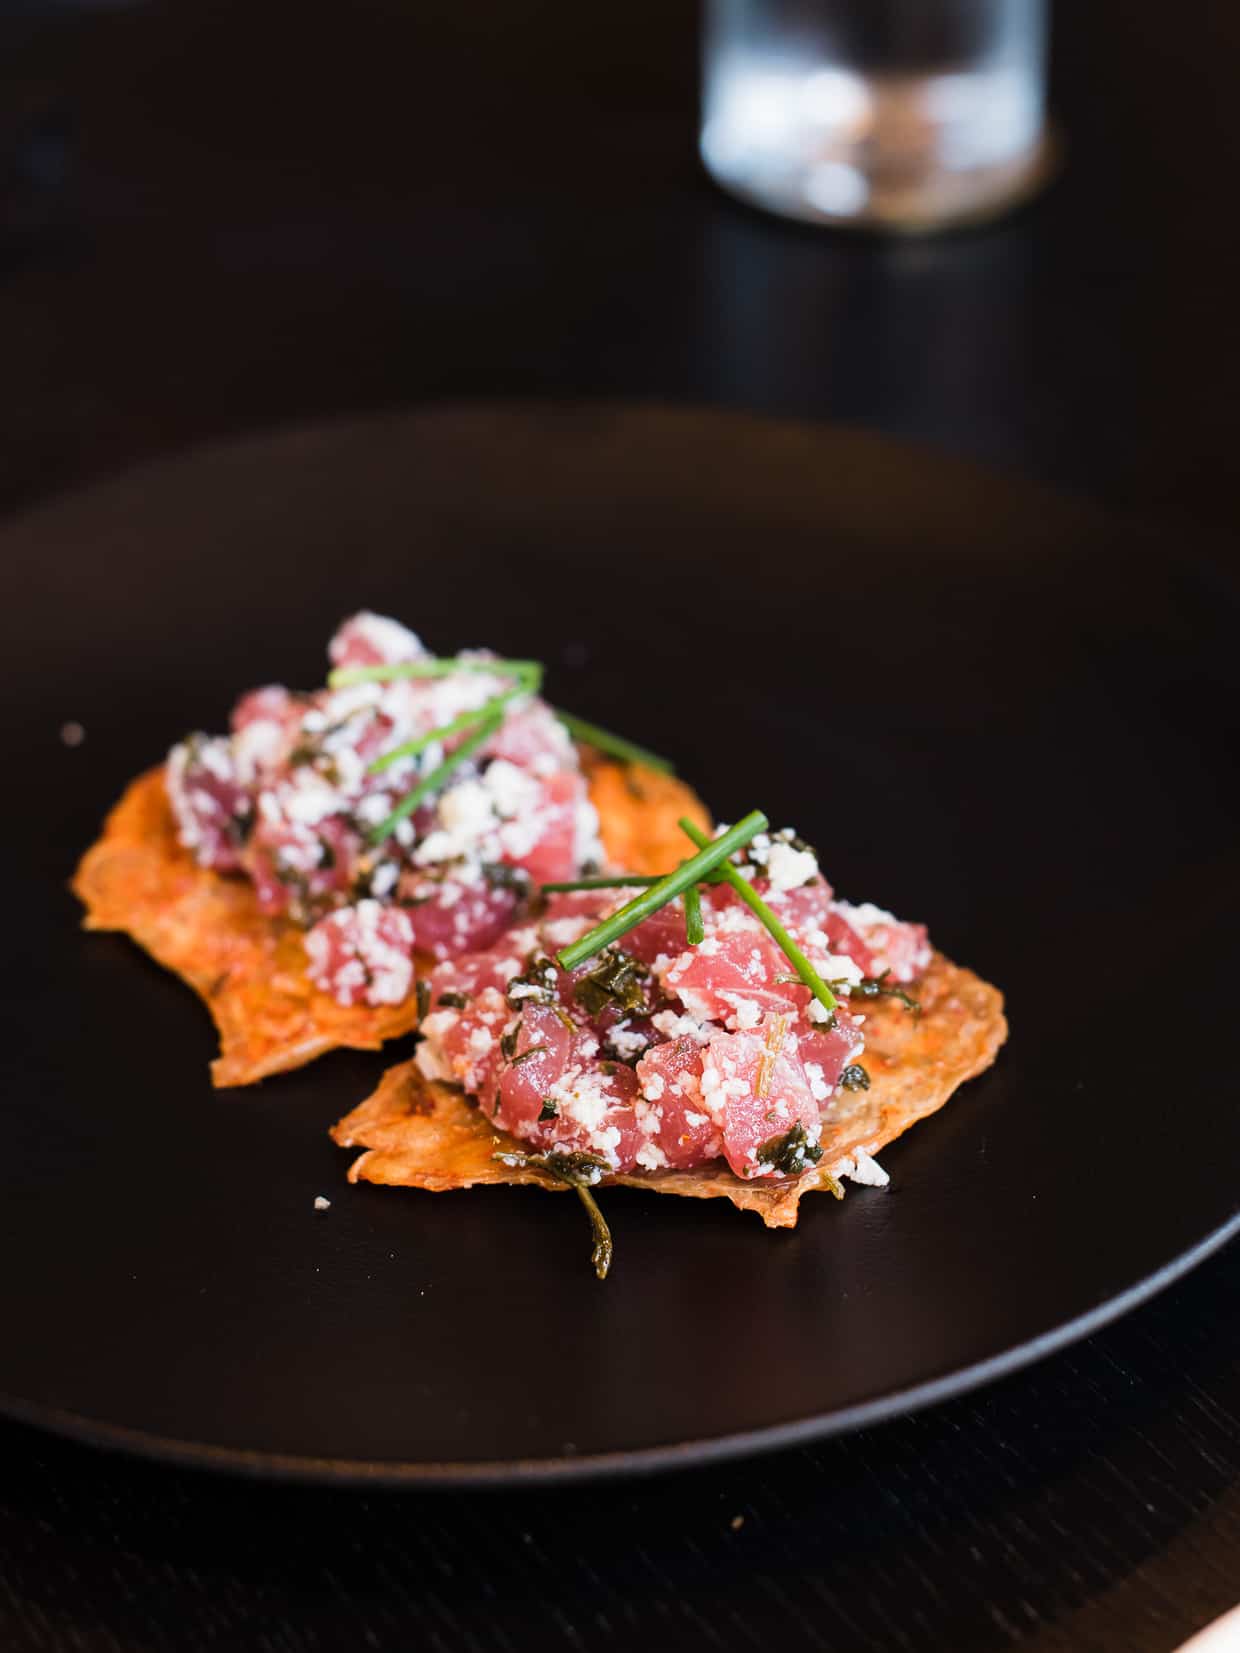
(416, 833), (931, 1183)
(165, 612), (602, 1007)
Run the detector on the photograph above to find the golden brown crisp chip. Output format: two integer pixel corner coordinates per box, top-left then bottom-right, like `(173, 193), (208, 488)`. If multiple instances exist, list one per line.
(332, 953), (1007, 1228)
(72, 761), (710, 1088)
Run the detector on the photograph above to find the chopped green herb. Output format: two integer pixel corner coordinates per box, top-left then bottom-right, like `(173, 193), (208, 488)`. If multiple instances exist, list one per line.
(573, 949), (652, 1018)
(229, 806), (255, 847)
(368, 712), (501, 846)
(756, 1122), (824, 1177)
(499, 1023), (520, 1061)
(437, 991), (469, 1009)
(415, 979), (431, 1022)
(317, 838), (336, 870)
(492, 1148), (614, 1279)
(556, 811), (768, 971)
(678, 818), (837, 1020)
(509, 1044), (548, 1067)
(538, 1098), (558, 1121)
(839, 1063), (871, 1092)
(850, 972), (921, 1014)
(553, 710), (674, 774)
(506, 956), (558, 1008)
(482, 862), (532, 894)
(684, 884), (704, 946)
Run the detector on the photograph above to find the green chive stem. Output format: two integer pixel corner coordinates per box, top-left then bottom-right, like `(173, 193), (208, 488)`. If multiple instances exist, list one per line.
(329, 656), (543, 690)
(556, 811), (768, 971)
(369, 683), (528, 775)
(540, 874), (663, 894)
(575, 1184), (614, 1280)
(369, 713), (501, 846)
(684, 883), (704, 946)
(678, 819), (837, 1017)
(553, 710), (674, 774)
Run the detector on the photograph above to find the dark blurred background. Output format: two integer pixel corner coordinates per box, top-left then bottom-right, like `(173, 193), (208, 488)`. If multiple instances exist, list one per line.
(1, 0), (1237, 536)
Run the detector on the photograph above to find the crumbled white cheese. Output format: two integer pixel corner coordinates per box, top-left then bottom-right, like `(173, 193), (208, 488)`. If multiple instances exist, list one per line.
(328, 610), (424, 667)
(814, 949), (864, 988)
(369, 861), (400, 898)
(651, 1010), (712, 1044)
(606, 1024), (649, 1061)
(283, 773), (345, 826)
(833, 1148), (890, 1187)
(837, 900), (898, 929)
(60, 720), (86, 747)
(232, 717), (284, 784)
(765, 841), (818, 892)
(415, 1035), (456, 1083)
(543, 916), (594, 948)
(313, 1196), (331, 1212)
(437, 779), (495, 840)
(573, 796), (604, 869)
(725, 996), (762, 1031)
(483, 759), (540, 820)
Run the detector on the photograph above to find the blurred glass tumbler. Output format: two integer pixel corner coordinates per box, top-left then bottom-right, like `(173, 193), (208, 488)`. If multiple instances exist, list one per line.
(701, 0), (1050, 230)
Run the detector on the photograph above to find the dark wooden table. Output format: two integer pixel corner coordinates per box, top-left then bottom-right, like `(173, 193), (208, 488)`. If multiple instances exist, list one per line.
(3, 3), (1238, 1648)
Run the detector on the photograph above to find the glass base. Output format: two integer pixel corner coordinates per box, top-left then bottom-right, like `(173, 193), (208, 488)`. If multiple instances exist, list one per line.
(702, 96), (1059, 235)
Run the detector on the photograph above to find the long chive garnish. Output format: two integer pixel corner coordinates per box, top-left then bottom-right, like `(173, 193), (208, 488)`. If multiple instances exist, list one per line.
(540, 874), (663, 894)
(328, 656), (543, 690)
(369, 682), (529, 775)
(678, 819), (837, 1017)
(368, 713), (501, 845)
(553, 710), (674, 775)
(684, 884), (704, 946)
(555, 811), (768, 971)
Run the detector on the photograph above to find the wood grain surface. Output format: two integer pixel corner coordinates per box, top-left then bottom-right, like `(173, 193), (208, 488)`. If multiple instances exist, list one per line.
(2, 0), (1238, 1647)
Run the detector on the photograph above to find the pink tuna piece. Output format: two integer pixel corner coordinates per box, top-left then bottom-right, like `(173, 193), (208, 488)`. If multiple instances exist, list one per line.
(166, 736), (249, 873)
(328, 612), (424, 671)
(833, 906), (931, 983)
(424, 986), (511, 1099)
(764, 878), (835, 935)
(635, 1037), (721, 1168)
(425, 947), (527, 1008)
(700, 1015), (827, 1179)
(489, 1005), (643, 1167)
(230, 685), (301, 737)
(486, 702), (573, 768)
(494, 1003), (581, 1128)
(402, 879), (521, 961)
(616, 902), (688, 969)
(246, 814), (361, 917)
(509, 769), (589, 887)
(304, 900), (415, 1007)
(663, 928), (805, 1029)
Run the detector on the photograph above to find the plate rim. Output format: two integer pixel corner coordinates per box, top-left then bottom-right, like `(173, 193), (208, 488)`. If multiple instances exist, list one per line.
(5, 401), (1236, 1487)
(3, 1215), (1236, 1488)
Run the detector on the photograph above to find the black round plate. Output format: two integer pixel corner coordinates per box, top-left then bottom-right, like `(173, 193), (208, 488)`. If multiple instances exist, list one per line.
(2, 405), (1237, 1486)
